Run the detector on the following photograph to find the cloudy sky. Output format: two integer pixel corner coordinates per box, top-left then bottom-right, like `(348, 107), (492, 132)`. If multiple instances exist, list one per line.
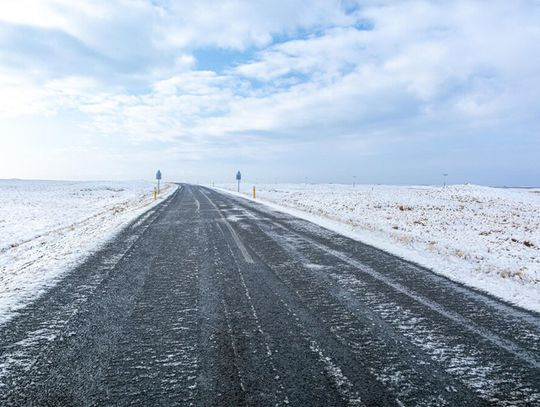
(0, 0), (539, 185)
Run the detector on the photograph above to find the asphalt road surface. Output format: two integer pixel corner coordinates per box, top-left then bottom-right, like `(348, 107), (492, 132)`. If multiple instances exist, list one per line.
(0, 185), (539, 406)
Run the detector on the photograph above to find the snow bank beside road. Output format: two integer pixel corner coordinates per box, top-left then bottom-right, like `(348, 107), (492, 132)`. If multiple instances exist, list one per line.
(215, 183), (540, 312)
(0, 180), (176, 325)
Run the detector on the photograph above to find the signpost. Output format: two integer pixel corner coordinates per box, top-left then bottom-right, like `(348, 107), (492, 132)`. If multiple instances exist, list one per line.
(236, 171), (242, 192)
(156, 170), (162, 194)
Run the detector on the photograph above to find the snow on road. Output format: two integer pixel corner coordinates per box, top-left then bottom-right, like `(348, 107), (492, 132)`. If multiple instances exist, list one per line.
(0, 180), (177, 325)
(215, 183), (540, 312)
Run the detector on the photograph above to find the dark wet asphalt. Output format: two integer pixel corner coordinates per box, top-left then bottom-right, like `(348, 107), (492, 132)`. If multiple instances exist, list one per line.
(0, 185), (539, 406)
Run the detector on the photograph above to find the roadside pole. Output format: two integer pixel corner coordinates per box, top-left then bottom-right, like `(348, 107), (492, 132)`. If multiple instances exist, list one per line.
(156, 170), (162, 194)
(236, 171), (242, 192)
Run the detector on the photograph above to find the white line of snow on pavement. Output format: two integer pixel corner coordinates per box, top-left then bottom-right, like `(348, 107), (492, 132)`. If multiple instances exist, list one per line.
(212, 184), (539, 313)
(267, 218), (539, 368)
(200, 189), (254, 264)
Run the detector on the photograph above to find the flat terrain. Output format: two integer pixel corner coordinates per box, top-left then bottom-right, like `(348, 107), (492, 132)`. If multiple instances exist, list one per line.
(217, 183), (540, 312)
(0, 185), (538, 406)
(0, 180), (175, 325)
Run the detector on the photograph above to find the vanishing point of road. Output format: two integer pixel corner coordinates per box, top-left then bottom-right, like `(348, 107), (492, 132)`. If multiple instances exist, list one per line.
(0, 185), (539, 406)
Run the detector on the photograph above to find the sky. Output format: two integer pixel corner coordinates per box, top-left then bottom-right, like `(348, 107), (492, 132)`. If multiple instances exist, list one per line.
(0, 0), (539, 186)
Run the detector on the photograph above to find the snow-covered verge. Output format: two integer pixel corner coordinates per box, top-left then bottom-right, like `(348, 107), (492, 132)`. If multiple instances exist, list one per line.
(0, 180), (177, 325)
(215, 183), (540, 312)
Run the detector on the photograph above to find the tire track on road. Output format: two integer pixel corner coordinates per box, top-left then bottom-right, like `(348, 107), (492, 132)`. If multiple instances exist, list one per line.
(207, 187), (540, 406)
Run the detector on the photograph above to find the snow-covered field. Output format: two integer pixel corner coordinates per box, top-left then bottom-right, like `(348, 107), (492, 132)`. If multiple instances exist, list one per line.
(0, 180), (177, 325)
(216, 183), (540, 312)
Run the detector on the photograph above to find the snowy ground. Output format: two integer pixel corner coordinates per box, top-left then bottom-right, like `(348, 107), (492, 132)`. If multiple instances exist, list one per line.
(0, 180), (177, 325)
(215, 183), (540, 312)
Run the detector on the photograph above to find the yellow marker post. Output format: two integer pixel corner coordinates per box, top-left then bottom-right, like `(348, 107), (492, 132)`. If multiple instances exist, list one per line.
(153, 187), (158, 200)
(252, 186), (256, 199)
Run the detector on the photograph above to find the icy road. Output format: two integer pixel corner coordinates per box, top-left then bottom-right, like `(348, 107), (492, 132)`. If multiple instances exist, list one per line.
(0, 185), (539, 406)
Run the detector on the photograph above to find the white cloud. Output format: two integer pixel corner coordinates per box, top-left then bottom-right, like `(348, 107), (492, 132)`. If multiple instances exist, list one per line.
(227, 0), (540, 131)
(159, 0), (354, 50)
(0, 0), (539, 182)
(0, 0), (353, 60)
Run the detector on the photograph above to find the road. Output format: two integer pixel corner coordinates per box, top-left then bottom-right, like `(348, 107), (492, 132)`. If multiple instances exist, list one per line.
(0, 184), (539, 406)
